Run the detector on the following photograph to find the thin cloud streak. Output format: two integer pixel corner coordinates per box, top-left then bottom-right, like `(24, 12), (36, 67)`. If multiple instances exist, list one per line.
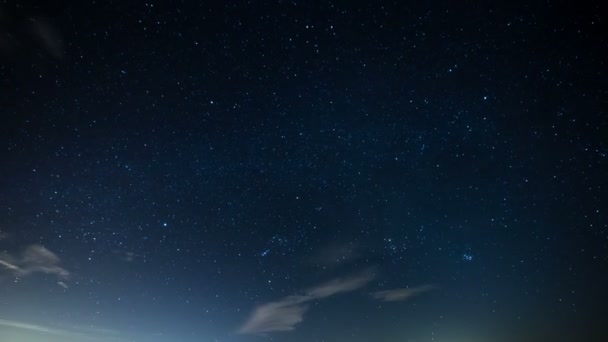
(0, 259), (20, 271)
(0, 318), (122, 341)
(0, 319), (70, 335)
(371, 284), (436, 302)
(307, 271), (374, 298)
(238, 270), (375, 334)
(0, 245), (70, 281)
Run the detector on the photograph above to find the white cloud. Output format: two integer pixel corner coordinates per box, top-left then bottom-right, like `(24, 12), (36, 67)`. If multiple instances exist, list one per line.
(371, 284), (436, 302)
(307, 271), (374, 298)
(0, 259), (20, 271)
(238, 296), (309, 334)
(0, 318), (122, 341)
(238, 270), (375, 335)
(0, 245), (70, 281)
(0, 319), (71, 335)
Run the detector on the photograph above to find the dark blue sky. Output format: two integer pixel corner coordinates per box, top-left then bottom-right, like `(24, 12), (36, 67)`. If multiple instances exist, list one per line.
(1, 1), (607, 341)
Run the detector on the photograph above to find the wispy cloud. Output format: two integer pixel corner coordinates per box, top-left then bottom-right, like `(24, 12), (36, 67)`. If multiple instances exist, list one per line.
(307, 271), (374, 298)
(0, 259), (20, 271)
(238, 270), (375, 335)
(114, 250), (141, 263)
(0, 318), (122, 341)
(0, 245), (70, 282)
(0, 318), (69, 335)
(371, 285), (436, 302)
(238, 296), (310, 334)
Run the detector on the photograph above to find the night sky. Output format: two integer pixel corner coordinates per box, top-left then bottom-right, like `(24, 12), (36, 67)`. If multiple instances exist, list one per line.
(1, 1), (607, 341)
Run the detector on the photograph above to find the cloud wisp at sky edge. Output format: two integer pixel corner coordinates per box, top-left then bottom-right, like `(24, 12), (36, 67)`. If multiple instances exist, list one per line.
(238, 269), (375, 334)
(0, 244), (70, 280)
(0, 318), (124, 341)
(0, 318), (70, 335)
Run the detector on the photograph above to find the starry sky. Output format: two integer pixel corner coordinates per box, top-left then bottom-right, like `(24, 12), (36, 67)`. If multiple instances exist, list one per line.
(1, 1), (607, 341)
